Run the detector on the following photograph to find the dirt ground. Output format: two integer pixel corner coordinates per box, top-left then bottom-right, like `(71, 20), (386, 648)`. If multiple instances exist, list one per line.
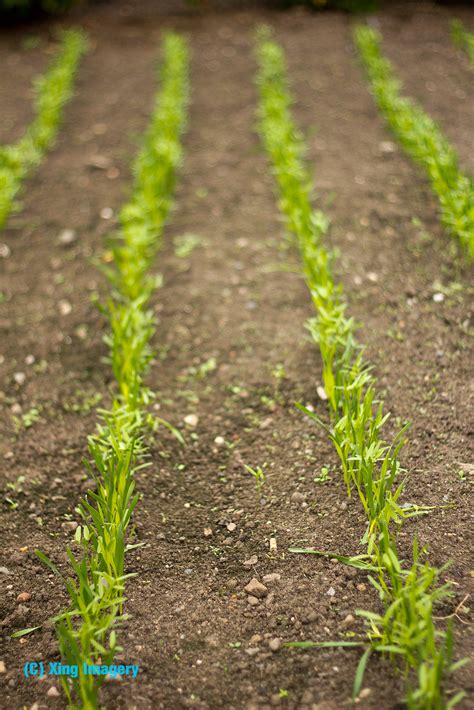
(0, 1), (473, 708)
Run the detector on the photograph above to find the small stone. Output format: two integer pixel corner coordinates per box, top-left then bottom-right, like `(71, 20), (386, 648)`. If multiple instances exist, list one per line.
(61, 521), (78, 532)
(13, 372), (26, 386)
(30, 704), (39, 710)
(268, 637), (281, 652)
(245, 647), (259, 656)
(16, 592), (31, 603)
(58, 229), (77, 245)
(100, 207), (113, 220)
(243, 555), (258, 568)
(433, 292), (445, 303)
(262, 573), (281, 585)
(244, 578), (268, 598)
(47, 686), (60, 697)
(359, 688), (371, 699)
(247, 595), (260, 606)
(75, 325), (88, 340)
(291, 491), (306, 503)
(367, 271), (378, 283)
(380, 140), (396, 153)
(0, 661), (6, 673)
(87, 154), (111, 170)
(214, 436), (225, 447)
(58, 300), (72, 316)
(357, 583), (366, 592)
(0, 243), (11, 258)
(184, 414), (198, 427)
(269, 538), (277, 553)
(226, 522), (237, 532)
(341, 614), (355, 628)
(327, 587), (336, 597)
(106, 672), (123, 681)
(316, 385), (328, 401)
(203, 527), (213, 537)
(0, 567), (10, 575)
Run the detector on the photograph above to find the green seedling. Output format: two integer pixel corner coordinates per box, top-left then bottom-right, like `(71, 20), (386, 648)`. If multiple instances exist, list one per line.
(33, 33), (190, 710)
(0, 30), (87, 228)
(255, 27), (463, 708)
(451, 19), (474, 68)
(64, 391), (103, 414)
(244, 463), (266, 501)
(314, 466), (331, 484)
(174, 232), (202, 258)
(354, 26), (474, 259)
(12, 406), (41, 432)
(185, 356), (217, 380)
(6, 475), (26, 492)
(271, 362), (286, 382)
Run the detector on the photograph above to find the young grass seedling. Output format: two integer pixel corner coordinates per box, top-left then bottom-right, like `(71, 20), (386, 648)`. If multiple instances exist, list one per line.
(255, 26), (465, 708)
(354, 25), (474, 259)
(451, 19), (474, 68)
(244, 463), (266, 502)
(33, 33), (190, 709)
(0, 30), (87, 228)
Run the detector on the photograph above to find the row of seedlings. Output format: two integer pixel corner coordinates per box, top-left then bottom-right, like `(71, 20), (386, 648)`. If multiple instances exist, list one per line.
(354, 26), (474, 260)
(451, 20), (474, 68)
(255, 28), (467, 709)
(35, 33), (190, 709)
(0, 30), (87, 228)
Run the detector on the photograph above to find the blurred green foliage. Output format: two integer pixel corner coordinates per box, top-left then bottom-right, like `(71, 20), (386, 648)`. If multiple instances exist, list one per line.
(1, 0), (379, 18)
(0, 0), (75, 17)
(279, 0), (378, 10)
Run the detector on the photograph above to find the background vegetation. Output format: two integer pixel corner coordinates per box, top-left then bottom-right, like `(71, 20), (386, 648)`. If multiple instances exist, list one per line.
(1, 0), (378, 20)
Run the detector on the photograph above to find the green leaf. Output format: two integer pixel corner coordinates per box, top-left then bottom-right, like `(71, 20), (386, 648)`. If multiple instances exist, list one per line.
(11, 625), (42, 638)
(154, 415), (185, 445)
(447, 691), (467, 709)
(353, 647), (371, 701)
(288, 548), (377, 571)
(35, 549), (63, 579)
(285, 641), (364, 649)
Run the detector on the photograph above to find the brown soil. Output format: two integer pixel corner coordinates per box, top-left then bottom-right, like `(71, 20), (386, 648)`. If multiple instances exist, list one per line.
(0, 1), (473, 709)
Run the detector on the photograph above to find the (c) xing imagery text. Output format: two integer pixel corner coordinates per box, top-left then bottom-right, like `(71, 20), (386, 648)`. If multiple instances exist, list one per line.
(24, 661), (140, 679)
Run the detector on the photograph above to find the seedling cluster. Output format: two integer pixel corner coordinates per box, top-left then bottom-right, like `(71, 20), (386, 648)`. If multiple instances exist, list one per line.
(34, 33), (189, 709)
(0, 30), (86, 228)
(354, 26), (474, 259)
(451, 19), (474, 68)
(255, 28), (467, 708)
